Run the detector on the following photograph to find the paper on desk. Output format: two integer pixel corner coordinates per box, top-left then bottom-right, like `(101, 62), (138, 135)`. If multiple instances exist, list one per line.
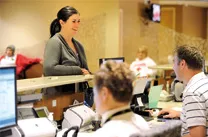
(137, 97), (144, 107)
(17, 103), (33, 108)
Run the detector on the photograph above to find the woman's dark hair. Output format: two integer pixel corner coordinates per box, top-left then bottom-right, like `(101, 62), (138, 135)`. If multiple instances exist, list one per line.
(94, 61), (135, 103)
(50, 6), (79, 38)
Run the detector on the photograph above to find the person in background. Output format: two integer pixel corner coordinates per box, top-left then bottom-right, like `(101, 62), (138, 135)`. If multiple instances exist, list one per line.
(57, 61), (149, 137)
(0, 45), (16, 65)
(130, 46), (157, 106)
(130, 45), (156, 77)
(0, 45), (41, 78)
(158, 45), (208, 137)
(170, 72), (185, 102)
(43, 6), (90, 92)
(170, 79), (184, 102)
(168, 55), (184, 102)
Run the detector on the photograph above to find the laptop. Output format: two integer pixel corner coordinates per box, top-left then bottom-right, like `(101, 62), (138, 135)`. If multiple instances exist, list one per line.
(132, 78), (149, 108)
(133, 78), (149, 95)
(132, 84), (163, 121)
(99, 57), (125, 66)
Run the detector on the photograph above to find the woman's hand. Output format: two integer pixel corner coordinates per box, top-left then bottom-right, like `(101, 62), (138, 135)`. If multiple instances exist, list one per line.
(81, 68), (90, 75)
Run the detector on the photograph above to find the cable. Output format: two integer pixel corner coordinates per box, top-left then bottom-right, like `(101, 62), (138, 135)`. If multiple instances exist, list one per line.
(62, 126), (79, 137)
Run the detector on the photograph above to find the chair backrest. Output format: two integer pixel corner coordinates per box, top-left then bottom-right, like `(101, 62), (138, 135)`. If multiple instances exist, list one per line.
(130, 120), (182, 137)
(25, 63), (43, 78)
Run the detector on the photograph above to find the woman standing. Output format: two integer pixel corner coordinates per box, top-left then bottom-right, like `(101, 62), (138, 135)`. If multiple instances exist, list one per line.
(44, 6), (90, 92)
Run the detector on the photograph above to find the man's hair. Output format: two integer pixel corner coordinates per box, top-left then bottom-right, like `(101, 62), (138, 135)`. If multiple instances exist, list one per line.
(175, 45), (204, 70)
(94, 61), (135, 103)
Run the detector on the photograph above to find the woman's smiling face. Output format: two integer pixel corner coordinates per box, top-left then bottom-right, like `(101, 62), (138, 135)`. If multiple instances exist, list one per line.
(60, 14), (80, 36)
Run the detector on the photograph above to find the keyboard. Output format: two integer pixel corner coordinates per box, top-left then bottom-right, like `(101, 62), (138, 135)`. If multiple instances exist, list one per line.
(143, 116), (154, 122)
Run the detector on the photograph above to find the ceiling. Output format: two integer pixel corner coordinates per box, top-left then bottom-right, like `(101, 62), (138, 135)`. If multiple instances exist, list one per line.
(152, 0), (208, 8)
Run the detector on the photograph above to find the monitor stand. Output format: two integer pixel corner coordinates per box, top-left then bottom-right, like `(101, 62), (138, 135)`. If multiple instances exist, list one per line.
(0, 126), (24, 137)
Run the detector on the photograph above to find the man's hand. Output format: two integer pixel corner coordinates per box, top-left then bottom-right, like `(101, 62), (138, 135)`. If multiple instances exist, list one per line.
(158, 108), (180, 118)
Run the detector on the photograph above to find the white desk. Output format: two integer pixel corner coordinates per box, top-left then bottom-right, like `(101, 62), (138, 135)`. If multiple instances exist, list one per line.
(17, 75), (94, 120)
(149, 101), (182, 127)
(149, 63), (208, 70)
(157, 101), (182, 109)
(17, 75), (94, 92)
(148, 64), (173, 70)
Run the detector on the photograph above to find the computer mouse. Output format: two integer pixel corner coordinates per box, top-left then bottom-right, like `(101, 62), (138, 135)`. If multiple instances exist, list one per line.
(157, 112), (170, 119)
(152, 109), (159, 117)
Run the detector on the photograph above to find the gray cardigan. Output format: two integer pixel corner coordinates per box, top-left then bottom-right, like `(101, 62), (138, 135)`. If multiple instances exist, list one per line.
(43, 33), (89, 93)
(44, 33), (89, 76)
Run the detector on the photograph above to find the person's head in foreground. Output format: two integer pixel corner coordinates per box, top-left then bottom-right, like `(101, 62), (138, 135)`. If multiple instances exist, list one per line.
(137, 46), (148, 60)
(5, 45), (15, 57)
(93, 61), (135, 115)
(173, 45), (204, 85)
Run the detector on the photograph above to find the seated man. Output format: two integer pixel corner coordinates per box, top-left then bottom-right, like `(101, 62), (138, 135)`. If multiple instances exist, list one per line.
(159, 45), (208, 137)
(0, 45), (41, 78)
(57, 61), (149, 137)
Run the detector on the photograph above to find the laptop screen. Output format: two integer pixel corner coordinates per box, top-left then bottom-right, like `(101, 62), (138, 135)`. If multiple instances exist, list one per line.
(148, 85), (163, 108)
(133, 79), (149, 95)
(99, 57), (125, 66)
(0, 66), (17, 130)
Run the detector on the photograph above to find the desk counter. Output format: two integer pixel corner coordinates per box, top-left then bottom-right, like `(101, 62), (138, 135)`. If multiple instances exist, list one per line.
(149, 101), (182, 129)
(17, 75), (94, 120)
(157, 101), (182, 109)
(148, 64), (173, 70)
(17, 75), (93, 92)
(149, 63), (208, 70)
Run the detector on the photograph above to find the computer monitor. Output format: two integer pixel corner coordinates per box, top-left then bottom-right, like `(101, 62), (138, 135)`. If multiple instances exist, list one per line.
(0, 66), (17, 130)
(99, 57), (125, 66)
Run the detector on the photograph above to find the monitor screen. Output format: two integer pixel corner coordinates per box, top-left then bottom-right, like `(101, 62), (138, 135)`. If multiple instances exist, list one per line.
(152, 4), (160, 22)
(35, 107), (49, 118)
(99, 57), (125, 66)
(0, 66), (17, 130)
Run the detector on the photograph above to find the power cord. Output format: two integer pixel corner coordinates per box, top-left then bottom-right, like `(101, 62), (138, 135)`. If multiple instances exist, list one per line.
(62, 126), (79, 137)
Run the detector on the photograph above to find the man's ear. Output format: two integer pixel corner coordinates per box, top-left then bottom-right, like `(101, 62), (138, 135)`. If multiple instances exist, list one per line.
(180, 59), (186, 69)
(100, 87), (110, 102)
